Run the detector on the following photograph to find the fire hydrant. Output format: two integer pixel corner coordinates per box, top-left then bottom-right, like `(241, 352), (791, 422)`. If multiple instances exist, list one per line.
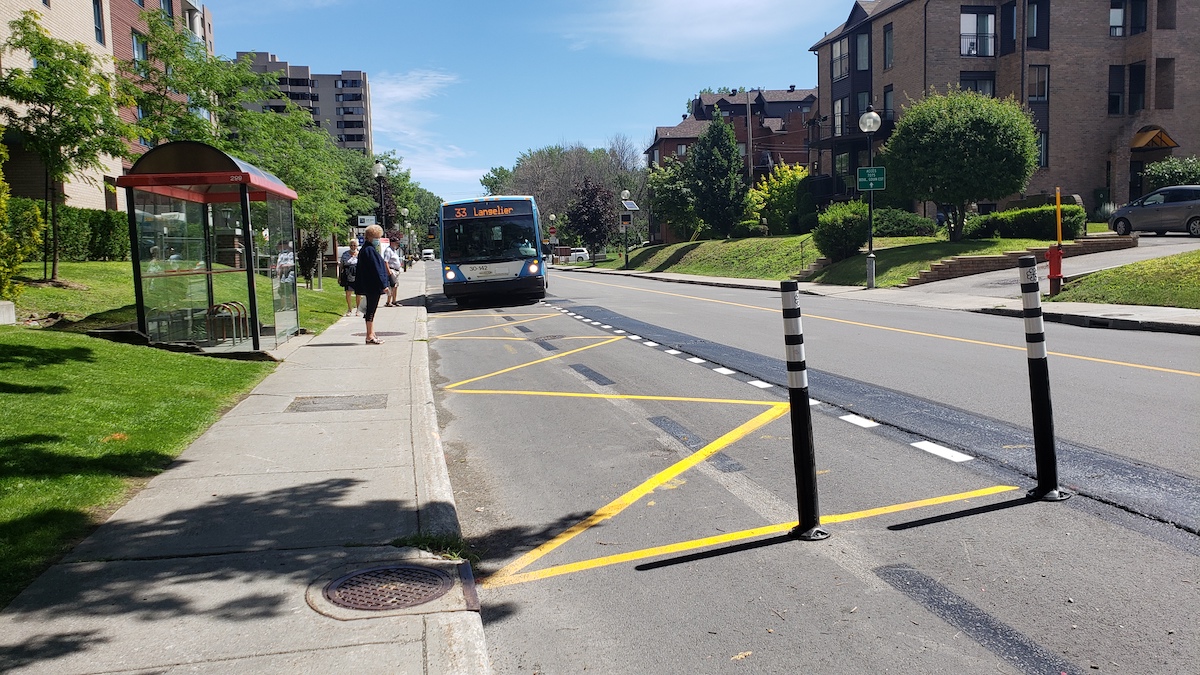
(1046, 245), (1063, 296)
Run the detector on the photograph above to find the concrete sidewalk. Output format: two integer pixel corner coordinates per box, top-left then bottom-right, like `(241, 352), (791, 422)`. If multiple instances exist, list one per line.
(0, 263), (490, 674)
(551, 241), (1200, 335)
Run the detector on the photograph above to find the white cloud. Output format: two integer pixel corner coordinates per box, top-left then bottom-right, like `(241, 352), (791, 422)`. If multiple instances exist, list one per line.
(368, 70), (489, 197)
(562, 0), (850, 61)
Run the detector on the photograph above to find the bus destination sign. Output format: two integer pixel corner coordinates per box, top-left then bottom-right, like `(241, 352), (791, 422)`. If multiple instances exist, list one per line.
(443, 200), (534, 221)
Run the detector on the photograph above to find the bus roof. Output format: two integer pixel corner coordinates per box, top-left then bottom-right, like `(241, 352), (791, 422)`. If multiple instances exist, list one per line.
(442, 195), (536, 207)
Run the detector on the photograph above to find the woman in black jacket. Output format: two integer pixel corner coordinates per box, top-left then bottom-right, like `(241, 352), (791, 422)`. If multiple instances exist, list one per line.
(351, 224), (390, 344)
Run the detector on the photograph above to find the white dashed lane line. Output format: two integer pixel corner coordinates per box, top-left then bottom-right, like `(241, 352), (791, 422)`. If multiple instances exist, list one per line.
(912, 440), (973, 462)
(747, 380), (773, 389)
(839, 414), (879, 428)
(687, 357), (707, 364)
(713, 367), (735, 375)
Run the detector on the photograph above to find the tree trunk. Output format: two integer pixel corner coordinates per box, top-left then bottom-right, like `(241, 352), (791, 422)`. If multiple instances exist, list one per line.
(50, 185), (59, 281)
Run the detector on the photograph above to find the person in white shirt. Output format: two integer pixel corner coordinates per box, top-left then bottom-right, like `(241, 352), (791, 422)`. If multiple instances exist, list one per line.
(338, 238), (360, 315)
(382, 238), (403, 307)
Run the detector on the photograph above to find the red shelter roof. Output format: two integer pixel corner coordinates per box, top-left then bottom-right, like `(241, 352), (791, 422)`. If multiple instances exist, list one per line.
(115, 141), (298, 203)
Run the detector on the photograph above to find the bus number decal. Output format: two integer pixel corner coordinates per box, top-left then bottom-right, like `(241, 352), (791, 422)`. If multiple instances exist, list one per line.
(454, 207), (468, 218)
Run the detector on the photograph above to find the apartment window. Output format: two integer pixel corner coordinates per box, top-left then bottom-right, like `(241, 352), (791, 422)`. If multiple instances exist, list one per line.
(855, 33), (869, 71)
(831, 37), (849, 81)
(960, 8), (995, 56)
(134, 0), (145, 6)
(961, 71), (995, 96)
(854, 92), (868, 117)
(883, 24), (893, 69)
(1129, 62), (1146, 113)
(1026, 0), (1049, 49)
(1036, 132), (1048, 168)
(1027, 65), (1048, 101)
(93, 0), (105, 44)
(132, 31), (148, 61)
(161, 0), (173, 17)
(1108, 65), (1125, 114)
(652, 149), (659, 166)
(834, 152), (850, 181)
(336, 120), (364, 129)
(335, 93), (363, 102)
(677, 144), (687, 156)
(1157, 0), (1176, 29)
(310, 107), (319, 116)
(883, 86), (894, 118)
(310, 93), (319, 101)
(1155, 58), (1175, 109)
(1110, 1), (1125, 36)
(335, 79), (363, 88)
(1129, 0), (1147, 34)
(738, 142), (747, 157)
(833, 98), (846, 135)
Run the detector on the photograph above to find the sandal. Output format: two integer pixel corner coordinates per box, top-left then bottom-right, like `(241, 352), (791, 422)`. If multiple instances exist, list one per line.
(366, 337), (384, 345)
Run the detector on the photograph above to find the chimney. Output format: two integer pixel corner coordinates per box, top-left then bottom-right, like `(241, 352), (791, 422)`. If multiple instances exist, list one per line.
(682, 114), (687, 120)
(789, 85), (796, 92)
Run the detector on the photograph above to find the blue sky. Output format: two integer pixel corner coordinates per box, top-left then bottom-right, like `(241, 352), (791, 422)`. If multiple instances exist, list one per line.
(202, 0), (855, 201)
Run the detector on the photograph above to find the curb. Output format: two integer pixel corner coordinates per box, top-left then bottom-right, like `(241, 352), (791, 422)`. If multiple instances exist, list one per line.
(975, 306), (1200, 336)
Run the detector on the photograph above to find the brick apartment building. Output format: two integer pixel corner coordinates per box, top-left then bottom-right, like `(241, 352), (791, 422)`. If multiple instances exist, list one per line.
(809, 0), (1195, 214)
(239, 52), (373, 156)
(645, 86), (818, 243)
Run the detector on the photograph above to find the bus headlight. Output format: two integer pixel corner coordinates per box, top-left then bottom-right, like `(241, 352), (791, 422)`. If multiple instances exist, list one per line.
(444, 269), (456, 280)
(528, 262), (539, 274)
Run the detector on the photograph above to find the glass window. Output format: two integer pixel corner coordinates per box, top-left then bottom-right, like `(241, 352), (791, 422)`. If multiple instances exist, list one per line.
(1157, 0), (1176, 29)
(1108, 65), (1125, 114)
(856, 33), (869, 71)
(93, 0), (105, 44)
(831, 37), (849, 81)
(1026, 0), (1049, 48)
(161, 0), (173, 17)
(677, 144), (687, 156)
(883, 87), (894, 118)
(857, 91), (869, 115)
(962, 73), (996, 97)
(883, 24), (893, 69)
(1036, 132), (1048, 167)
(132, 31), (148, 61)
(1130, 0), (1147, 34)
(1129, 62), (1146, 113)
(134, 0), (145, 6)
(833, 98), (845, 136)
(1110, 1), (1125, 36)
(960, 11), (995, 56)
(738, 142), (746, 157)
(1026, 1), (1038, 37)
(1027, 65), (1049, 101)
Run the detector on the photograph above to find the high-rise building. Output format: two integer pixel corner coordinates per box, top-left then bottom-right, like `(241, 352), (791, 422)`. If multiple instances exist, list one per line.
(239, 52), (373, 155)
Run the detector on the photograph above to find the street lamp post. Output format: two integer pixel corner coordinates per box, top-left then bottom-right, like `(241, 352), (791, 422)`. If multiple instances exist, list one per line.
(373, 161), (387, 231)
(619, 190), (639, 271)
(547, 214), (556, 262)
(400, 207), (409, 250)
(858, 106), (881, 289)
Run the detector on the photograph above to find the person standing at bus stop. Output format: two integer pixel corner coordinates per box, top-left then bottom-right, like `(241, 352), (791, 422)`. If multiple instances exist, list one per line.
(352, 225), (389, 344)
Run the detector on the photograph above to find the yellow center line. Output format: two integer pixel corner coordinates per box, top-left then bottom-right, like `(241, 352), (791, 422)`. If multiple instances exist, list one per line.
(433, 313), (558, 339)
(561, 276), (1200, 378)
(482, 484), (1019, 588)
(452, 389), (781, 406)
(484, 404), (789, 584)
(444, 336), (624, 389)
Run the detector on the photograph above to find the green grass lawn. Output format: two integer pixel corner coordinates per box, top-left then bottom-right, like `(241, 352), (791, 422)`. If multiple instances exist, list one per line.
(0, 327), (272, 606)
(591, 235), (822, 280)
(809, 238), (1055, 287)
(0, 261), (353, 608)
(1050, 249), (1200, 309)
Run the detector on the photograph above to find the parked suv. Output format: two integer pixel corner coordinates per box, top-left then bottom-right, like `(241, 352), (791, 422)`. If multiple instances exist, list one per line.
(569, 247), (590, 262)
(1109, 185), (1200, 236)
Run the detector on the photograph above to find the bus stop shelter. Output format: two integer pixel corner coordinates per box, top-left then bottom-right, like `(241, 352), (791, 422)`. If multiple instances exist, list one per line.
(115, 141), (299, 355)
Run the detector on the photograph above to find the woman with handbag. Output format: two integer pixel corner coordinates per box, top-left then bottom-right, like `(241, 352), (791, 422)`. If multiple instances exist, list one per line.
(351, 225), (390, 344)
(338, 238), (360, 315)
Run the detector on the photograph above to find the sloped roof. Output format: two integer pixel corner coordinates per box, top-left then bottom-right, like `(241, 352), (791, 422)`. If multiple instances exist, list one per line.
(759, 88), (817, 102)
(810, 0), (912, 51)
(646, 117), (712, 153)
(763, 117), (785, 132)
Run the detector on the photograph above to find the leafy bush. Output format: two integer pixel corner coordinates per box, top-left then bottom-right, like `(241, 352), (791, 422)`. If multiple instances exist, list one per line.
(872, 208), (936, 236)
(793, 180), (819, 234)
(86, 208), (129, 261)
(1142, 155), (1200, 192)
(963, 204), (1086, 240)
(1093, 202), (1116, 222)
(9, 197), (127, 262)
(2, 185), (46, 301)
(812, 200), (870, 262)
(731, 220), (769, 238)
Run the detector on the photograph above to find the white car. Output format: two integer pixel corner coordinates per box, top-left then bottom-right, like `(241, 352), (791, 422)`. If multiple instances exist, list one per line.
(421, 249), (435, 260)
(569, 247), (589, 262)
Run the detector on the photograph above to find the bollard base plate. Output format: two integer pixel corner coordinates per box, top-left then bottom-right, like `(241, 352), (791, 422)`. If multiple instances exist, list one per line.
(792, 524), (830, 541)
(1027, 487), (1071, 502)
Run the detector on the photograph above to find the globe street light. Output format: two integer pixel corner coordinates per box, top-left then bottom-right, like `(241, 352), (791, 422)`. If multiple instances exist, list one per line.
(373, 161), (387, 231)
(858, 105), (882, 289)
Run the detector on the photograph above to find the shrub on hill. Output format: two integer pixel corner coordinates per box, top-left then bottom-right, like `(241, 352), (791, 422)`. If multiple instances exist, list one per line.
(872, 208), (936, 237)
(812, 200), (870, 262)
(964, 204), (1085, 240)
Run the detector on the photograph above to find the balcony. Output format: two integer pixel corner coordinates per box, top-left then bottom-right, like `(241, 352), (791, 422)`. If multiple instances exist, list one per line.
(960, 32), (995, 57)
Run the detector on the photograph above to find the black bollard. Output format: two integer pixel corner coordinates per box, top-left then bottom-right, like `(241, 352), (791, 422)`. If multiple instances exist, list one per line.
(780, 281), (830, 540)
(1017, 256), (1070, 502)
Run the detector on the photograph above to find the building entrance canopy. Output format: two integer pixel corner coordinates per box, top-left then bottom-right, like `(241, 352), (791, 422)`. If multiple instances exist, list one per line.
(115, 141), (299, 355)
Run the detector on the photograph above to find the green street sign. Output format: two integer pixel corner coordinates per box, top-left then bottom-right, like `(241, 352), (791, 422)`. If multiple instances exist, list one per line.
(857, 166), (886, 191)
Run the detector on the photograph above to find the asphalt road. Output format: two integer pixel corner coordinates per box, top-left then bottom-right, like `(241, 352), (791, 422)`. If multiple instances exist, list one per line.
(425, 265), (1200, 674)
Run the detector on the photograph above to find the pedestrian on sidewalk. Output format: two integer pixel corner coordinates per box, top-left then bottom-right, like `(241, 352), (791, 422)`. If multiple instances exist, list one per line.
(338, 238), (360, 315)
(383, 238), (403, 307)
(352, 225), (389, 344)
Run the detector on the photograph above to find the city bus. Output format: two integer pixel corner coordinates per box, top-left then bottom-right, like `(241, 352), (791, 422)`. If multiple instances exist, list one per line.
(439, 195), (547, 304)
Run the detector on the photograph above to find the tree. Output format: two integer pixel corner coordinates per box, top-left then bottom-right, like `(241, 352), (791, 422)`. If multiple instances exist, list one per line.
(0, 138), (45, 300)
(0, 10), (133, 280)
(647, 155), (701, 240)
(480, 166), (512, 195)
(686, 114), (748, 237)
(566, 177), (614, 265)
(882, 88), (1038, 242)
(1142, 155), (1200, 192)
(749, 162), (808, 235)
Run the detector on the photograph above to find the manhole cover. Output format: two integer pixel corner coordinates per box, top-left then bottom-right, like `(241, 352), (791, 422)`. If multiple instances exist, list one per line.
(286, 394), (388, 412)
(323, 565), (454, 610)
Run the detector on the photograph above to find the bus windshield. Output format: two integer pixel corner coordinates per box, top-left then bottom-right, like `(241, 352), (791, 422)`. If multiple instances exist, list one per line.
(443, 216), (539, 264)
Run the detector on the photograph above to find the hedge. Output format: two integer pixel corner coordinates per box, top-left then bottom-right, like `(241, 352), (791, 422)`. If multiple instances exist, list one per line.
(872, 208), (936, 237)
(9, 197), (129, 262)
(964, 204), (1086, 240)
(813, 200), (870, 262)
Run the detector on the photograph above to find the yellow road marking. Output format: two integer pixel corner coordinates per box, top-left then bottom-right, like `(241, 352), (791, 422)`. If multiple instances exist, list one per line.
(434, 313), (557, 339)
(451, 389), (782, 406)
(561, 276), (1200, 378)
(438, 336), (617, 342)
(484, 404), (789, 583)
(482, 484), (1019, 588)
(444, 336), (624, 389)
